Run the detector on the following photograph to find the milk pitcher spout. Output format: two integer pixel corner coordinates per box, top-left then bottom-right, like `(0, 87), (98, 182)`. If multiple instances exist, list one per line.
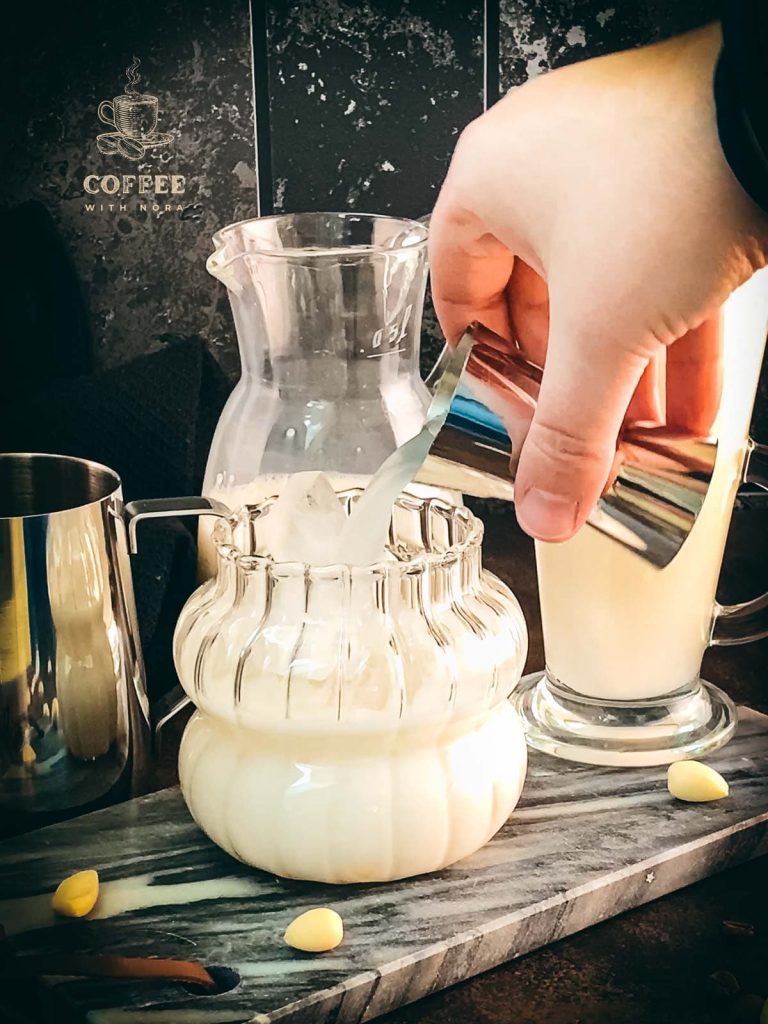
(416, 322), (719, 569)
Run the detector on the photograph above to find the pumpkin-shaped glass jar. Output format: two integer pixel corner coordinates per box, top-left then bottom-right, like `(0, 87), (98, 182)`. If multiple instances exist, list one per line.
(174, 492), (528, 883)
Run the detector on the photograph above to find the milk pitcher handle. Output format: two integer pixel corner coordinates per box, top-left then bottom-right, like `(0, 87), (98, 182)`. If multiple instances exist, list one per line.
(711, 441), (768, 646)
(124, 496), (231, 554)
(123, 496), (231, 748)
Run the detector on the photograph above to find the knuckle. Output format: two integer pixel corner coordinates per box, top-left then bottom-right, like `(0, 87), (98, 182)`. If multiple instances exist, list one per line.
(430, 201), (480, 239)
(455, 116), (487, 156)
(648, 312), (688, 349)
(526, 420), (610, 469)
(453, 114), (506, 172)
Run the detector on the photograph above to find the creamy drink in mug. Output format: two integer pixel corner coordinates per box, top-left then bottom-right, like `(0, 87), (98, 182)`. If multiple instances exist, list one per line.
(516, 268), (768, 766)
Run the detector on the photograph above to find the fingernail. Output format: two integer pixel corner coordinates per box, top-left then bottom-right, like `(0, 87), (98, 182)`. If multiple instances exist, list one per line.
(516, 488), (579, 541)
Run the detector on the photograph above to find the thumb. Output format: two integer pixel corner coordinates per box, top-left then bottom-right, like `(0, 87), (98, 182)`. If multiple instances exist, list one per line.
(514, 308), (652, 542)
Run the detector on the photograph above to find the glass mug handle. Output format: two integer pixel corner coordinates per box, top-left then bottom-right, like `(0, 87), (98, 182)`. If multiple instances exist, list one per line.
(98, 100), (116, 127)
(711, 441), (768, 645)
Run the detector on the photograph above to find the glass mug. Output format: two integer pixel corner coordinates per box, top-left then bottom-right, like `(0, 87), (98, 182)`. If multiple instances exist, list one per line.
(514, 268), (768, 766)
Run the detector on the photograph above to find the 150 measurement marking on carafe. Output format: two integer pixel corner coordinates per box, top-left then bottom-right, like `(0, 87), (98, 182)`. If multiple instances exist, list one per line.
(368, 304), (413, 357)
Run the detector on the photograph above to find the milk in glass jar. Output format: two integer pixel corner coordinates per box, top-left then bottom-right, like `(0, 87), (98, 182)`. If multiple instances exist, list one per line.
(174, 487), (528, 883)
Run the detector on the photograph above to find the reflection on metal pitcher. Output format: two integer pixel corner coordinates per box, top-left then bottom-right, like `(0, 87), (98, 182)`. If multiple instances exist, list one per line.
(0, 453), (150, 826)
(415, 322), (719, 569)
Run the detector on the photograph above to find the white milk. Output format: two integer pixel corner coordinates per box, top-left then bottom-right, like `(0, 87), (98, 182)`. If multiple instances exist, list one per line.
(536, 273), (768, 701)
(178, 703), (527, 884)
(179, 475), (528, 882)
(198, 473), (457, 578)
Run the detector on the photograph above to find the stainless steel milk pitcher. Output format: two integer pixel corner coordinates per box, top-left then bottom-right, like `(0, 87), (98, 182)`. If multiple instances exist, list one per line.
(0, 453), (151, 827)
(415, 322), (720, 568)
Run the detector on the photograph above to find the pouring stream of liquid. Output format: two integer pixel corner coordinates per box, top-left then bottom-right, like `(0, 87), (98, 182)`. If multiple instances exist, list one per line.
(337, 334), (473, 565)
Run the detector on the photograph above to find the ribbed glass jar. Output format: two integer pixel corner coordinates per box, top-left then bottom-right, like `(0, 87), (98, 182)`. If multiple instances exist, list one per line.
(175, 493), (528, 882)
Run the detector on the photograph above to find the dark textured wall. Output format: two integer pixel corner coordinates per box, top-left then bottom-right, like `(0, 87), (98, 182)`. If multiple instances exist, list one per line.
(265, 1), (484, 218)
(4, 0), (766, 437)
(498, 0), (718, 86)
(2, 0), (256, 375)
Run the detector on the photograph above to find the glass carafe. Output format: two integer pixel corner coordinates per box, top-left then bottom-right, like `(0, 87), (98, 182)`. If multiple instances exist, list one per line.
(174, 492), (528, 884)
(201, 212), (435, 577)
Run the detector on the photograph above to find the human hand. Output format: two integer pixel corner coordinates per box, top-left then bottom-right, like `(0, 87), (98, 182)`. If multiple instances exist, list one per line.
(429, 23), (768, 542)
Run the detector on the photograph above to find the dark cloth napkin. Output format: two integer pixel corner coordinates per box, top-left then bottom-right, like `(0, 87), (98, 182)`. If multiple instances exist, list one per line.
(0, 339), (232, 701)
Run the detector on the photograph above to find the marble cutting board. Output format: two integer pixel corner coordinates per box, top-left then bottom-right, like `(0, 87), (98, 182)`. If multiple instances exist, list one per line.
(2, 707), (768, 1024)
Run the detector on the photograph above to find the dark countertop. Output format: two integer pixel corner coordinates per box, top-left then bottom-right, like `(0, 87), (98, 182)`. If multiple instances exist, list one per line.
(148, 504), (768, 1024)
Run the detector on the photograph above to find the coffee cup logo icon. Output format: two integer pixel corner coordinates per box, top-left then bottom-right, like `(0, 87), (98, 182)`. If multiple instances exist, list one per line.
(96, 58), (173, 161)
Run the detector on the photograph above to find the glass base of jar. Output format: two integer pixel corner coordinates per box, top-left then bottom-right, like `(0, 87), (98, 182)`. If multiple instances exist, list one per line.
(512, 671), (737, 767)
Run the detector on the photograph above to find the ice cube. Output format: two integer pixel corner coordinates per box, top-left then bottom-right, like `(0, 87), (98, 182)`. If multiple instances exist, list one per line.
(256, 471), (349, 565)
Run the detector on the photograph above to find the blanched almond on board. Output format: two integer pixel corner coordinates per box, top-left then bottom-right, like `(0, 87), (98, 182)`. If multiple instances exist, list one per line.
(284, 908), (343, 953)
(51, 869), (100, 918)
(667, 760), (729, 802)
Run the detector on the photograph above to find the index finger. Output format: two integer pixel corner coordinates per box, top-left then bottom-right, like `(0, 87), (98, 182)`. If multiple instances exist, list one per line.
(665, 316), (723, 435)
(428, 195), (515, 345)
